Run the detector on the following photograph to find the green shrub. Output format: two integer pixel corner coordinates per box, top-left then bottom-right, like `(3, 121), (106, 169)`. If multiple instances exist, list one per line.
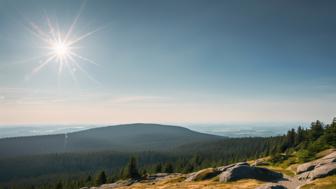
(297, 149), (314, 163)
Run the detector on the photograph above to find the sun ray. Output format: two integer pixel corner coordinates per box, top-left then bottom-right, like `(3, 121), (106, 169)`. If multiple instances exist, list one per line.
(64, 57), (79, 85)
(67, 54), (101, 85)
(64, 1), (86, 42)
(45, 15), (58, 44)
(69, 51), (98, 65)
(32, 55), (56, 74)
(25, 22), (51, 44)
(67, 25), (105, 46)
(25, 5), (101, 84)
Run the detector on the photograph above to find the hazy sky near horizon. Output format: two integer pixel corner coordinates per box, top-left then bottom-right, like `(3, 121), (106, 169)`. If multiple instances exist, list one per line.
(0, 0), (335, 125)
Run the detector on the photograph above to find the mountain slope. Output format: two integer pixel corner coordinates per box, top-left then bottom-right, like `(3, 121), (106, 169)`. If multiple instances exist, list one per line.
(0, 123), (222, 158)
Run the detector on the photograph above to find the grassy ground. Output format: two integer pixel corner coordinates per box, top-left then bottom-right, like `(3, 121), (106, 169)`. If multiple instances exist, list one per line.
(300, 175), (336, 189)
(260, 165), (295, 177)
(116, 179), (263, 189)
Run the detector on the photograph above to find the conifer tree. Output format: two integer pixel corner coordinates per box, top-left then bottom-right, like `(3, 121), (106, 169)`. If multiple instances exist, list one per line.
(295, 126), (304, 145)
(155, 163), (162, 173)
(310, 120), (324, 140)
(125, 157), (140, 179)
(55, 181), (63, 189)
(164, 162), (174, 173)
(95, 171), (107, 185)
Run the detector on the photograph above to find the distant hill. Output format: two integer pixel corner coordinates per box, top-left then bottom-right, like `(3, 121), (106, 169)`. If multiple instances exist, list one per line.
(0, 123), (222, 158)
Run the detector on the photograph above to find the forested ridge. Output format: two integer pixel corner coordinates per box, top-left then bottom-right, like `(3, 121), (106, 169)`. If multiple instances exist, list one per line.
(0, 118), (335, 189)
(0, 124), (222, 158)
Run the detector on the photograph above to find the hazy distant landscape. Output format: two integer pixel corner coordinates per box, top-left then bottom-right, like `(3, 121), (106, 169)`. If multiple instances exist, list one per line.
(0, 125), (94, 139)
(0, 123), (304, 139)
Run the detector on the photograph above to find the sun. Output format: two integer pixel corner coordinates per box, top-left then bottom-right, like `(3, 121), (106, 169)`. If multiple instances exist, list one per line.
(52, 41), (70, 58)
(26, 7), (103, 83)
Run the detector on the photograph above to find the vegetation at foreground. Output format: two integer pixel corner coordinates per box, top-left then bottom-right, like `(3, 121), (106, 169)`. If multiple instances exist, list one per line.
(269, 118), (336, 166)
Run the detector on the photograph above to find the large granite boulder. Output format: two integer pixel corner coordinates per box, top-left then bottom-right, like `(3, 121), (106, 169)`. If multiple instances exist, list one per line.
(256, 184), (287, 189)
(296, 162), (317, 174)
(219, 163), (282, 182)
(97, 179), (136, 189)
(297, 151), (336, 174)
(252, 158), (270, 167)
(219, 165), (254, 182)
(309, 163), (336, 180)
(146, 173), (169, 180)
(215, 162), (246, 172)
(297, 151), (336, 180)
(297, 171), (311, 180)
(185, 168), (220, 181)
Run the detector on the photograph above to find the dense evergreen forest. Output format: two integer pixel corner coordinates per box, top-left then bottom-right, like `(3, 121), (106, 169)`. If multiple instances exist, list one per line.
(0, 118), (335, 189)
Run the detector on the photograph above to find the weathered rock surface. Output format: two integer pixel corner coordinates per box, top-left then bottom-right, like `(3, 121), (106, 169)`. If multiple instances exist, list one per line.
(96, 179), (136, 189)
(185, 168), (220, 181)
(297, 171), (311, 180)
(309, 163), (336, 180)
(215, 163), (237, 172)
(146, 173), (169, 180)
(296, 162), (316, 174)
(252, 158), (270, 167)
(297, 151), (336, 181)
(185, 162), (250, 182)
(297, 151), (336, 174)
(219, 163), (282, 182)
(256, 183), (287, 189)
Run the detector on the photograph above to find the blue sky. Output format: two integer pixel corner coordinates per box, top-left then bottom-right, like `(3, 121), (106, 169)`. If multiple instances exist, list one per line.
(0, 0), (335, 124)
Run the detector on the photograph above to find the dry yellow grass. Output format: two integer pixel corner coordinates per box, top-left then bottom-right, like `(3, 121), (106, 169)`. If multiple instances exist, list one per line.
(300, 175), (336, 189)
(115, 177), (263, 189)
(287, 163), (299, 174)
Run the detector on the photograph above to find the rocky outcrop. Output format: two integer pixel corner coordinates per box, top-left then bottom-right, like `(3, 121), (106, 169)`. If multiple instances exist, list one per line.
(215, 162), (249, 172)
(186, 161), (283, 183)
(297, 151), (336, 181)
(146, 173), (169, 180)
(95, 179), (136, 189)
(219, 163), (282, 182)
(256, 183), (287, 189)
(146, 173), (182, 181)
(296, 163), (316, 174)
(308, 163), (336, 180)
(185, 168), (220, 181)
(252, 158), (270, 167)
(297, 151), (336, 174)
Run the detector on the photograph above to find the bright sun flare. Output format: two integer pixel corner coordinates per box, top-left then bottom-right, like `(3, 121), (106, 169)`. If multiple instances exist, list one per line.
(27, 7), (102, 82)
(52, 41), (69, 57)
